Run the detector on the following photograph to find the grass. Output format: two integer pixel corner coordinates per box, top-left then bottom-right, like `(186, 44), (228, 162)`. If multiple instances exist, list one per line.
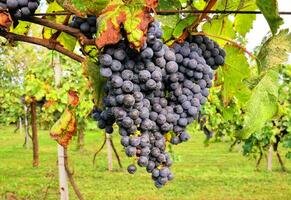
(0, 125), (290, 200)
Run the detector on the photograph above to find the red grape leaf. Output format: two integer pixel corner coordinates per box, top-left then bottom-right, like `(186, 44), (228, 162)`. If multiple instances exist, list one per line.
(95, 0), (157, 50)
(0, 11), (12, 30)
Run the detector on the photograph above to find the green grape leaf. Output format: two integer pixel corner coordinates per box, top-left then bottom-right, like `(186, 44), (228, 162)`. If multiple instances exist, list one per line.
(257, 29), (291, 73)
(234, 1), (257, 36)
(157, 0), (181, 9)
(202, 15), (236, 45)
(192, 0), (207, 10)
(256, 0), (283, 35)
(43, 1), (77, 51)
(56, 0), (109, 16)
(11, 21), (31, 35)
(172, 15), (196, 39)
(219, 45), (251, 105)
(215, 0), (240, 10)
(156, 0), (181, 41)
(95, 0), (157, 50)
(82, 58), (106, 108)
(240, 69), (279, 139)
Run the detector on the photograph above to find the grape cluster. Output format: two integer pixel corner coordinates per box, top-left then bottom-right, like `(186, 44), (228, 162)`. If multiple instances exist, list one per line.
(69, 15), (97, 39)
(93, 22), (225, 188)
(0, 0), (39, 19)
(185, 35), (226, 70)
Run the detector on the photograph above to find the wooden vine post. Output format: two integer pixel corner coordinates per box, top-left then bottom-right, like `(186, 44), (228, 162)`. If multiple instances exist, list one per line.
(53, 54), (69, 200)
(30, 97), (39, 167)
(106, 133), (113, 171)
(24, 105), (30, 149)
(267, 146), (273, 171)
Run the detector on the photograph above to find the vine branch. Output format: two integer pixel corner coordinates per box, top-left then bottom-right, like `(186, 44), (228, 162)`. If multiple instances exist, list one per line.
(31, 10), (291, 16)
(24, 17), (95, 46)
(0, 30), (85, 62)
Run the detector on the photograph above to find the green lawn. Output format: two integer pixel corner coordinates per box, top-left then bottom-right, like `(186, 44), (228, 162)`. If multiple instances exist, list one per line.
(0, 125), (290, 200)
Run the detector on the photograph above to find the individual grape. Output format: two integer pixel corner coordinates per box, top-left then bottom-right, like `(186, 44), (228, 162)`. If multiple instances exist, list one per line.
(99, 54), (113, 66)
(122, 117), (134, 128)
(80, 22), (90, 32)
(130, 136), (140, 147)
(168, 173), (174, 181)
(164, 50), (176, 61)
(170, 137), (180, 145)
(179, 45), (191, 57)
(146, 161), (155, 172)
(127, 164), (137, 174)
(111, 60), (122, 71)
(133, 92), (143, 102)
(146, 79), (157, 90)
(126, 146), (136, 157)
(105, 126), (114, 134)
(151, 70), (162, 82)
(180, 132), (190, 142)
(122, 81), (134, 93)
(87, 16), (96, 26)
(188, 106), (198, 116)
(152, 40), (163, 51)
(113, 49), (126, 61)
(139, 70), (151, 83)
(155, 57), (166, 68)
(129, 109), (139, 120)
(140, 107), (150, 119)
(138, 156), (149, 167)
(141, 147), (151, 156)
(214, 55), (225, 65)
(141, 48), (154, 59)
(166, 61), (178, 74)
(178, 118), (188, 127)
(121, 69), (134, 80)
(160, 167), (170, 177)
(155, 48), (165, 57)
(121, 136), (130, 147)
(20, 7), (30, 16)
(7, 0), (18, 9)
(152, 169), (160, 178)
(122, 94), (135, 107)
(111, 75), (123, 88)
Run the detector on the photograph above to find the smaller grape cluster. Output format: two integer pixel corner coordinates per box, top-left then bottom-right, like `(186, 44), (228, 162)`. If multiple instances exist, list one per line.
(69, 15), (97, 39)
(0, 0), (40, 19)
(186, 35), (226, 70)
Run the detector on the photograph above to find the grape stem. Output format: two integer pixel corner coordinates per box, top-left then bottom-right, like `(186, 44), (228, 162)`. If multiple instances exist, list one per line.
(0, 30), (85, 62)
(191, 32), (256, 60)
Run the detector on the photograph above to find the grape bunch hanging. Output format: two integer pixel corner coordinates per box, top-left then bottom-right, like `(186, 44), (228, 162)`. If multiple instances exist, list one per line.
(92, 21), (225, 188)
(0, 0), (40, 19)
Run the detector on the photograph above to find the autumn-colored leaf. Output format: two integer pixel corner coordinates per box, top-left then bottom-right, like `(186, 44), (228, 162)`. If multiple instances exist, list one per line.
(68, 90), (79, 107)
(0, 11), (12, 30)
(95, 0), (156, 50)
(50, 108), (77, 147)
(50, 91), (79, 147)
